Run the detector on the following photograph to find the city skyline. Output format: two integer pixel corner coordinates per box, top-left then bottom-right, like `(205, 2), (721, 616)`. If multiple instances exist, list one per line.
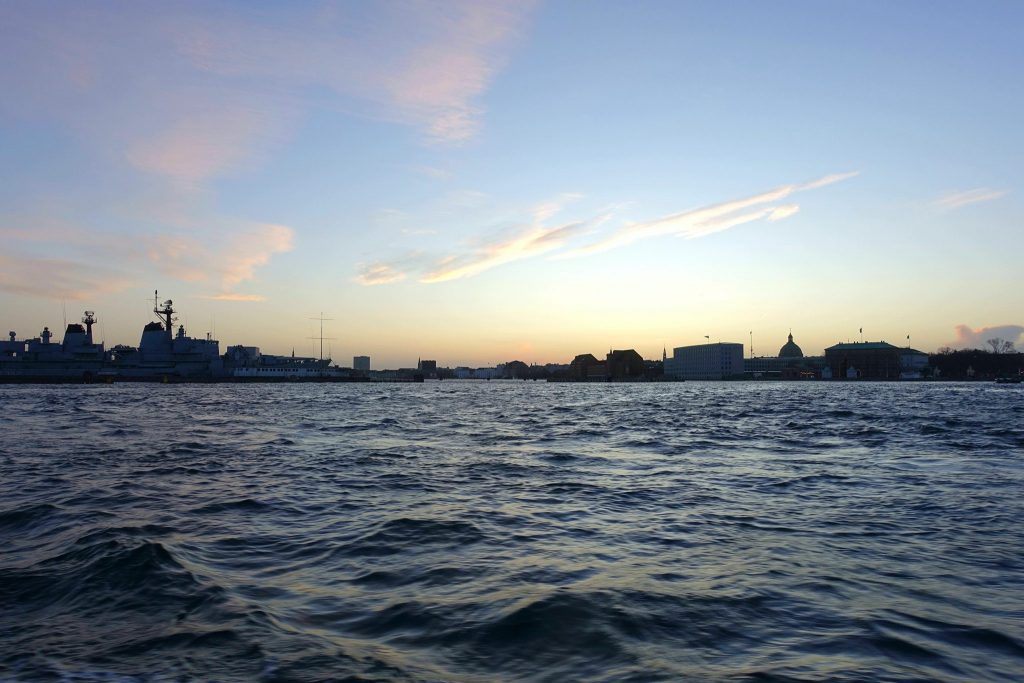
(2, 2), (1022, 368)
(4, 298), (1018, 372)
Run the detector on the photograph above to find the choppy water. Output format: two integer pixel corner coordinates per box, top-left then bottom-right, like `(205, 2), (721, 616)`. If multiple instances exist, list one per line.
(1, 382), (1022, 682)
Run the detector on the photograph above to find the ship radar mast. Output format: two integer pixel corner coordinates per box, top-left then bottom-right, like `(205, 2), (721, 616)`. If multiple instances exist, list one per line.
(82, 311), (96, 344)
(153, 290), (177, 340)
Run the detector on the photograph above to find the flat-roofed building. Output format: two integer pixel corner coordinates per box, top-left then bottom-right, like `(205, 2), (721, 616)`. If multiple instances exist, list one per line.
(824, 341), (929, 380)
(664, 342), (744, 380)
(353, 355), (370, 372)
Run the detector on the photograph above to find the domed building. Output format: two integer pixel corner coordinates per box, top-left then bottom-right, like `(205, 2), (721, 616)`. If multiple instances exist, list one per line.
(778, 332), (803, 358)
(744, 330), (824, 379)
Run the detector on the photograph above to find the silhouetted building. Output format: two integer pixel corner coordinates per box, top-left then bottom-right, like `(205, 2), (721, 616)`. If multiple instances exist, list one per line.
(643, 359), (664, 379)
(606, 349), (644, 379)
(503, 360), (529, 379)
(418, 359), (437, 374)
(353, 355), (370, 372)
(744, 332), (822, 379)
(824, 341), (928, 380)
(569, 353), (597, 379)
(569, 353), (605, 380)
(778, 332), (803, 358)
(664, 342), (744, 380)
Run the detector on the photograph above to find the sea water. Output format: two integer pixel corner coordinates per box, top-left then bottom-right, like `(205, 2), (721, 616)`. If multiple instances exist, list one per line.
(1, 382), (1022, 681)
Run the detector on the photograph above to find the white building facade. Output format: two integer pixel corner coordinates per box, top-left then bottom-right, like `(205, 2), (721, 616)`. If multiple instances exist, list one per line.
(664, 342), (744, 380)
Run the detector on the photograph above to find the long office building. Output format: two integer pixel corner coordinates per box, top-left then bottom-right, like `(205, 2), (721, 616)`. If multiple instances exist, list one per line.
(664, 342), (744, 380)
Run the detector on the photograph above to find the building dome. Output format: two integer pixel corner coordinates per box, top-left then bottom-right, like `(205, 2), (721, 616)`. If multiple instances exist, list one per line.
(779, 332), (803, 358)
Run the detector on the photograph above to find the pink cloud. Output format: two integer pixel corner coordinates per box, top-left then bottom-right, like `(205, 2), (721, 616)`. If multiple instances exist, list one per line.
(952, 324), (1024, 349)
(143, 223), (295, 297)
(219, 224), (295, 290)
(168, 1), (534, 144)
(125, 106), (286, 186)
(200, 293), (267, 302)
(0, 253), (132, 301)
(144, 235), (209, 282)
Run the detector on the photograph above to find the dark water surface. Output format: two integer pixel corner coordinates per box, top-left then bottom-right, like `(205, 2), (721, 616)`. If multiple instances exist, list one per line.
(1, 382), (1022, 681)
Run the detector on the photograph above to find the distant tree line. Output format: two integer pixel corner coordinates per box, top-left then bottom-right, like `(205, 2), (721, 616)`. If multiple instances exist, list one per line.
(930, 341), (1023, 379)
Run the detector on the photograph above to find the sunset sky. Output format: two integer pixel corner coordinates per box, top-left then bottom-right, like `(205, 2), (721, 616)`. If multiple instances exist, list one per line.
(2, 1), (1021, 367)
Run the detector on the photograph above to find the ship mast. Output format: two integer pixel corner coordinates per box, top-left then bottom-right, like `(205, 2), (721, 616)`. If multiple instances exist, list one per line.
(154, 290), (176, 341)
(308, 313), (335, 374)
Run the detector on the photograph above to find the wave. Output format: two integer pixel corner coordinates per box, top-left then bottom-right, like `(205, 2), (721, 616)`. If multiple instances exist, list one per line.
(2, 382), (1023, 681)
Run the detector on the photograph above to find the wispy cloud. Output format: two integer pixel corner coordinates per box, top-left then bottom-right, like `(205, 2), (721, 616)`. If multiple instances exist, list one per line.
(219, 224), (295, 290)
(563, 172), (857, 258)
(380, 3), (533, 143)
(934, 188), (1008, 210)
(0, 203), (294, 302)
(356, 194), (604, 285)
(144, 235), (209, 283)
(0, 253), (132, 301)
(125, 105), (289, 187)
(355, 263), (408, 286)
(421, 218), (595, 283)
(144, 223), (295, 299)
(166, 1), (534, 145)
(768, 204), (800, 221)
(0, 3), (535, 305)
(410, 165), (452, 180)
(200, 293), (267, 302)
(356, 175), (854, 285)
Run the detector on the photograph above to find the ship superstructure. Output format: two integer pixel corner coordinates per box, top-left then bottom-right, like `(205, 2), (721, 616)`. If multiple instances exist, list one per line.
(0, 291), (366, 382)
(0, 311), (106, 379)
(104, 293), (222, 378)
(1, 292), (221, 381)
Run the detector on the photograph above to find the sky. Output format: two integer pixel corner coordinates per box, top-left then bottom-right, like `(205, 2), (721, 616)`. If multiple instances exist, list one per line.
(1, 0), (1022, 368)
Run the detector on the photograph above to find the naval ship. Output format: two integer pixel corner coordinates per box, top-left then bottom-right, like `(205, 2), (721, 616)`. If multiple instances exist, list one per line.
(0, 293), (367, 383)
